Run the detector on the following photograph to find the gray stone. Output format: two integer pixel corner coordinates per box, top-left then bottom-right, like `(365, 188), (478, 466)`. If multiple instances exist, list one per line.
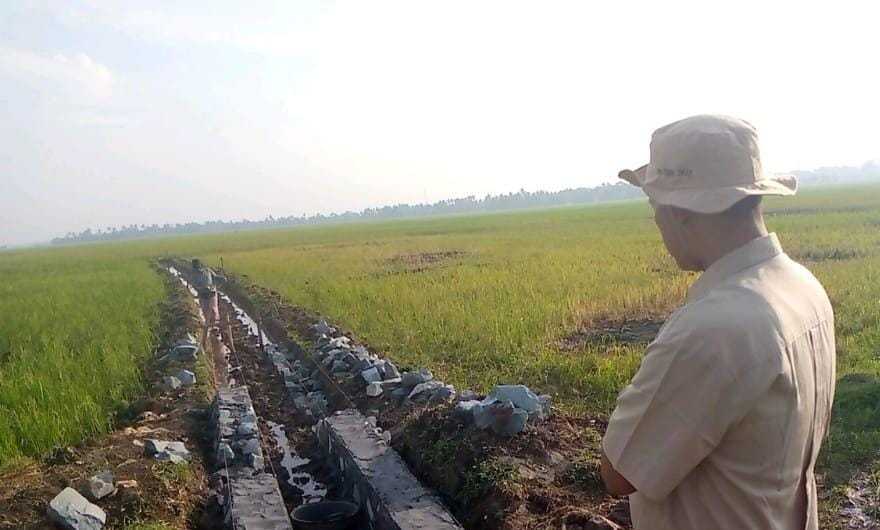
(145, 440), (191, 464)
(307, 391), (328, 417)
(237, 421), (258, 436)
(535, 394), (553, 421)
(47, 487), (106, 530)
(293, 395), (309, 410)
(454, 400), (480, 420)
(170, 343), (199, 361)
(177, 369), (196, 386)
(217, 442), (235, 462)
(285, 381), (306, 394)
(312, 320), (336, 335)
(162, 376), (182, 390)
(459, 390), (479, 401)
(361, 366), (382, 384)
(366, 382), (383, 397)
(328, 336), (351, 349)
(408, 380), (443, 400)
(429, 384), (456, 404)
(86, 470), (115, 501)
(472, 400), (528, 436)
(487, 385), (542, 414)
(377, 361), (401, 380)
(494, 408), (528, 436)
(247, 452), (264, 469)
(390, 387), (410, 400)
(239, 438), (261, 457)
(401, 368), (433, 388)
(331, 360), (349, 373)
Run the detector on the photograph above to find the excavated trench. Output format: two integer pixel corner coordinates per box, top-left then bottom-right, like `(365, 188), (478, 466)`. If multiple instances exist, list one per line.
(165, 261), (462, 530)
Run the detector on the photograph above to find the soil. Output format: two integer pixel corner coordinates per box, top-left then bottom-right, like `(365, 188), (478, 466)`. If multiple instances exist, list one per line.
(382, 250), (468, 274)
(0, 267), (214, 529)
(216, 270), (634, 530)
(789, 247), (862, 263)
(560, 318), (665, 352)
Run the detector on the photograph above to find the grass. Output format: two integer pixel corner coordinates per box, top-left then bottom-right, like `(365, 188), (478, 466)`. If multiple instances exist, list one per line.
(0, 248), (163, 466)
(1, 183), (879, 526)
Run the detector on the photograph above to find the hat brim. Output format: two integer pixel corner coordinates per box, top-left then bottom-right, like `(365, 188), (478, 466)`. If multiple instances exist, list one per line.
(618, 165), (797, 214)
(618, 165), (647, 187)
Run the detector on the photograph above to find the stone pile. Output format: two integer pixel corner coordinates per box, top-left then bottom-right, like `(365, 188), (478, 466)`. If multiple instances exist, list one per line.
(308, 321), (459, 407)
(304, 320), (554, 439)
(455, 385), (552, 436)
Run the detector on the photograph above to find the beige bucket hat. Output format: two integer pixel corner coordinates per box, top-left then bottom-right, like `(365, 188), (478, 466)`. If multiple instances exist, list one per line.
(619, 114), (797, 214)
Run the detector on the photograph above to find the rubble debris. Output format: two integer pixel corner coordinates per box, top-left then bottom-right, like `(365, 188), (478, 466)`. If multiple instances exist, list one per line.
(459, 389), (478, 401)
(85, 470), (115, 501)
(361, 366), (382, 384)
(488, 384), (552, 421)
(169, 343), (199, 361)
(366, 382), (384, 397)
(176, 369), (196, 386)
(47, 487), (106, 530)
(408, 380), (444, 400)
(312, 320), (337, 336)
(161, 376), (182, 391)
(144, 439), (191, 464)
(454, 400), (480, 420)
(376, 360), (401, 380)
(401, 368), (433, 388)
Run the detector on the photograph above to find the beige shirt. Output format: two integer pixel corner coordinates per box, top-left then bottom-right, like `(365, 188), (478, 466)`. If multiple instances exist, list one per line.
(603, 234), (836, 530)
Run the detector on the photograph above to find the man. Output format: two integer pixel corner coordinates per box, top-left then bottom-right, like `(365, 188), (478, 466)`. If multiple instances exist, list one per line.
(601, 115), (836, 530)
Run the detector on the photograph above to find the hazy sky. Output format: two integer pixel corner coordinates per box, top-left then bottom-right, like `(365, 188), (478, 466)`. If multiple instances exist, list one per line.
(1, 1), (878, 246)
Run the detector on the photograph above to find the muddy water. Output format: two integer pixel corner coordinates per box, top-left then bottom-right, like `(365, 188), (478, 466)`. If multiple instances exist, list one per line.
(202, 274), (326, 507)
(218, 292), (273, 347)
(267, 421), (327, 504)
(166, 266), (206, 322)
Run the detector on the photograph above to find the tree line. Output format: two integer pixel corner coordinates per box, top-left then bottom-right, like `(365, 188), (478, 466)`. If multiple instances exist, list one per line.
(51, 182), (641, 244)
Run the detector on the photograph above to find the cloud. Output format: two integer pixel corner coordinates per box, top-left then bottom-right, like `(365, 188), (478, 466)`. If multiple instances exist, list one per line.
(48, 2), (324, 58)
(0, 46), (114, 100)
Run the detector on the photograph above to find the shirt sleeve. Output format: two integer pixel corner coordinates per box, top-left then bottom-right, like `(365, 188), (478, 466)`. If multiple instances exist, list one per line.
(602, 309), (782, 501)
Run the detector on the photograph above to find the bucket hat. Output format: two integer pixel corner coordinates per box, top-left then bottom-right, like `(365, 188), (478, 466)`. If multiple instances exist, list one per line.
(619, 115), (797, 213)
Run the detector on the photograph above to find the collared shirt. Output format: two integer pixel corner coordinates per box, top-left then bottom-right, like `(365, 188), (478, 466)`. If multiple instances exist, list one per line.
(603, 234), (836, 530)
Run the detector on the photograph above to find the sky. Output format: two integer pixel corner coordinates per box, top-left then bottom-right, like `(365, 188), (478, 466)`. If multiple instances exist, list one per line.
(1, 1), (878, 246)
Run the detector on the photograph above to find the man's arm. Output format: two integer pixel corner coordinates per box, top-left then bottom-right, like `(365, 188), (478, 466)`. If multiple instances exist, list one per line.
(601, 451), (636, 496)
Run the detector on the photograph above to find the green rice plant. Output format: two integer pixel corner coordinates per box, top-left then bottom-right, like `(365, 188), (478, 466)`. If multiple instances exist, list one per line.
(0, 248), (163, 466)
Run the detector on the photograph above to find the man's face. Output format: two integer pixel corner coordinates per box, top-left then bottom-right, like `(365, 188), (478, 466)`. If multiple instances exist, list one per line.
(651, 201), (701, 271)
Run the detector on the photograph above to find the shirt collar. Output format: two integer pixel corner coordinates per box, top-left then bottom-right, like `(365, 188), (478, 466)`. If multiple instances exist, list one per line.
(686, 233), (784, 303)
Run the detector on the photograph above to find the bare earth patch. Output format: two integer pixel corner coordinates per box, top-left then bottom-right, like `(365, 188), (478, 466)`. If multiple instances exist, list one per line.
(384, 250), (468, 273)
(790, 247), (863, 263)
(560, 318), (665, 352)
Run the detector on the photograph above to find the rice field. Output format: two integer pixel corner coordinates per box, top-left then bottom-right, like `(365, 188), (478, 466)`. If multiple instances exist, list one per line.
(1, 184), (879, 514)
(0, 248), (164, 467)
